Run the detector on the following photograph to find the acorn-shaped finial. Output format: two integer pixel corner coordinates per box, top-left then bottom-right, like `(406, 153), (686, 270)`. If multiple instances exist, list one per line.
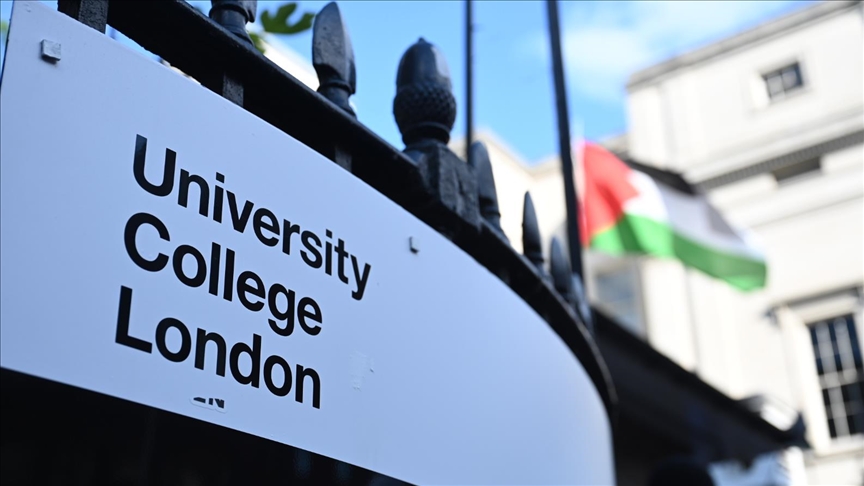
(313, 2), (356, 116)
(393, 38), (457, 146)
(523, 192), (544, 272)
(210, 0), (257, 43)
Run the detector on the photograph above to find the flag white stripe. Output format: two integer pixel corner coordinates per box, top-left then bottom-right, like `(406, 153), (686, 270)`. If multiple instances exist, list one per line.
(623, 172), (764, 261)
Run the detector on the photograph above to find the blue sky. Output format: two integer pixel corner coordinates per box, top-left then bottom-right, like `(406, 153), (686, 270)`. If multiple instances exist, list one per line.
(2, 0), (813, 162)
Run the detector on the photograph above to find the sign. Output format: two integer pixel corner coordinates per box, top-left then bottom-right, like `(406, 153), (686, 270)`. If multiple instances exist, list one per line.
(0, 3), (613, 484)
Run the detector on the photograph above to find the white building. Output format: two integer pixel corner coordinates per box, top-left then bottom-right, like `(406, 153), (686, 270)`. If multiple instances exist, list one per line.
(258, 36), (319, 90)
(456, 1), (863, 484)
(160, 34), (319, 90)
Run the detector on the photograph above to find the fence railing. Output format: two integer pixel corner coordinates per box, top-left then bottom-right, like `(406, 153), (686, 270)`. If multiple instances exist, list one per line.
(57, 0), (617, 415)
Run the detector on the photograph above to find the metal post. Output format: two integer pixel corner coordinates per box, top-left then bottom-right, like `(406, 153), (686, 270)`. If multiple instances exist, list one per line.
(465, 0), (474, 163)
(207, 1), (257, 107)
(546, 0), (584, 281)
(58, 0), (109, 33)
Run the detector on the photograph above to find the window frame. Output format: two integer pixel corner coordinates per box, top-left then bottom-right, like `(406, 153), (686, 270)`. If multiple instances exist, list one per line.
(771, 157), (822, 185)
(808, 313), (864, 440)
(747, 56), (810, 110)
(762, 61), (806, 102)
(589, 256), (647, 338)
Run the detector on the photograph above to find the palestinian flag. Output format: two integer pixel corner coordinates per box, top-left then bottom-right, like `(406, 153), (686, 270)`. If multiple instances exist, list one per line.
(577, 142), (766, 291)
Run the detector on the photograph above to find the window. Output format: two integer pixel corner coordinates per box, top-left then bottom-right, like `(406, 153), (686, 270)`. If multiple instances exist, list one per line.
(594, 265), (644, 336)
(809, 315), (864, 439)
(763, 63), (804, 101)
(772, 157), (821, 185)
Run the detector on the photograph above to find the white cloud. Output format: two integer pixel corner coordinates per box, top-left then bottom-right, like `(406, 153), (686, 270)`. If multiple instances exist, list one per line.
(561, 26), (653, 100)
(525, 1), (809, 101)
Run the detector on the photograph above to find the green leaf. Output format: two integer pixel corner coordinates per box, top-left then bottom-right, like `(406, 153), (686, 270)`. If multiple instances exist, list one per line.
(262, 2), (297, 30)
(260, 3), (314, 35)
(1, 19), (8, 36)
(248, 31), (267, 55)
(282, 12), (315, 34)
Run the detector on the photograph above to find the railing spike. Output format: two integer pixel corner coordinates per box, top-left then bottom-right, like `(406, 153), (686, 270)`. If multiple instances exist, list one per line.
(313, 2), (356, 116)
(209, 0), (257, 44)
(522, 192), (544, 272)
(550, 237), (576, 302)
(573, 276), (594, 333)
(469, 141), (504, 238)
(550, 237), (594, 330)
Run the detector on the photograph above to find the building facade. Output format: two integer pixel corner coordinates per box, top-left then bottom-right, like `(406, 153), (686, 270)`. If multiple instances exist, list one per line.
(626, 2), (863, 483)
(457, 1), (863, 484)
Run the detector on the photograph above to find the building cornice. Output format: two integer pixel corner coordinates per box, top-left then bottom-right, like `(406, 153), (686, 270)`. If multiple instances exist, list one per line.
(627, 0), (861, 91)
(698, 129), (864, 191)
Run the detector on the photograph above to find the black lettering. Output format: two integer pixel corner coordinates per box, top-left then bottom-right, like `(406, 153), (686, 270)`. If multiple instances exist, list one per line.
(214, 173), (225, 223)
(295, 365), (321, 409)
(208, 242), (221, 296)
(178, 169), (210, 217)
(227, 191), (254, 233)
(298, 297), (322, 336)
(324, 230), (333, 276)
(281, 220), (301, 255)
(223, 248), (235, 302)
(300, 231), (322, 268)
(156, 317), (192, 363)
(195, 328), (226, 377)
(133, 135), (175, 197)
(114, 286), (152, 353)
(253, 208), (280, 247)
(230, 333), (261, 388)
(351, 255), (372, 301)
(264, 355), (292, 397)
(336, 238), (349, 284)
(124, 212), (169, 272)
(172, 244), (207, 288)
(267, 283), (296, 337)
(237, 271), (265, 312)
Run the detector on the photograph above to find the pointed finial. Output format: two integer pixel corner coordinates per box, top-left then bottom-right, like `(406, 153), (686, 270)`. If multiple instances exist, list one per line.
(550, 237), (576, 302)
(469, 141), (504, 236)
(572, 276), (594, 333)
(550, 237), (594, 330)
(394, 38), (457, 146)
(210, 0), (257, 43)
(523, 192), (544, 271)
(313, 2), (356, 116)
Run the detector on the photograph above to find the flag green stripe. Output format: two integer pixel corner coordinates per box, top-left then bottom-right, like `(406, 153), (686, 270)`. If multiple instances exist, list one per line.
(590, 213), (766, 291)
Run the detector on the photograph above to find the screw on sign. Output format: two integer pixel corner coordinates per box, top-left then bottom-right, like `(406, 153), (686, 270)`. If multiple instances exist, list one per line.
(40, 39), (61, 62)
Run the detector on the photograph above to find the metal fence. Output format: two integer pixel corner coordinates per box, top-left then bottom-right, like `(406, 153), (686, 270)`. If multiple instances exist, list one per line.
(7, 0), (618, 482)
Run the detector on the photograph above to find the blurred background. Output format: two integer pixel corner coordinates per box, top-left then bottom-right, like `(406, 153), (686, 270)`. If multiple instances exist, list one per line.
(2, 1), (862, 484)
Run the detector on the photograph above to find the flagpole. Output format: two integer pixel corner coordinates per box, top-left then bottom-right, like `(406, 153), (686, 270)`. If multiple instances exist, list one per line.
(465, 0), (474, 163)
(546, 0), (584, 281)
(574, 117), (584, 186)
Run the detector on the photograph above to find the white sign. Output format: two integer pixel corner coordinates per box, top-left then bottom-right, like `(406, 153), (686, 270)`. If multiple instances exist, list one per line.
(0, 3), (613, 484)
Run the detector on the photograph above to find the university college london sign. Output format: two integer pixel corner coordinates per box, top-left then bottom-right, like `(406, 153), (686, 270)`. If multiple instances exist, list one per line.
(0, 3), (613, 484)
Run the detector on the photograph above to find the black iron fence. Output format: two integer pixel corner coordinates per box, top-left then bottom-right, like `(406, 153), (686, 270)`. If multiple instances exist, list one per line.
(3, 0), (617, 482)
(55, 0), (616, 411)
